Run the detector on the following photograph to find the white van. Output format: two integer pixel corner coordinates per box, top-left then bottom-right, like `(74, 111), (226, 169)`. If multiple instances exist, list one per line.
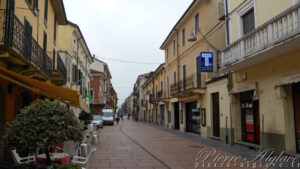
(102, 109), (114, 125)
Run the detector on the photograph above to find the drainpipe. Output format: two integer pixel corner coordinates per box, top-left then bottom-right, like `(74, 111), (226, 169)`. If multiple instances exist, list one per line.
(224, 0), (234, 145)
(225, 0), (230, 45)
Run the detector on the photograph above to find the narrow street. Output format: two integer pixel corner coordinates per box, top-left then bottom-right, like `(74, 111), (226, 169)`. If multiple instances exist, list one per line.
(90, 118), (267, 169)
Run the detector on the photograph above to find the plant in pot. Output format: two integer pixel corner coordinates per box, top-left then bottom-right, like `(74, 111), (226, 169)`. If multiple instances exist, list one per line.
(2, 99), (83, 166)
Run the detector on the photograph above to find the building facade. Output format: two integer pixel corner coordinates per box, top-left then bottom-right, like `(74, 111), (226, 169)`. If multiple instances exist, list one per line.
(214, 0), (300, 153)
(0, 0), (93, 161)
(160, 0), (226, 135)
(56, 21), (93, 116)
(133, 73), (151, 121)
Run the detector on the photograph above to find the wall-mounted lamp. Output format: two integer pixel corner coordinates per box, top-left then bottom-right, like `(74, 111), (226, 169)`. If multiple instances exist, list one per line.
(188, 27), (200, 42)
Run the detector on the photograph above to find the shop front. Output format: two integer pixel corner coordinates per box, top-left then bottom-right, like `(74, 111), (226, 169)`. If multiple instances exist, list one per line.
(185, 101), (200, 134)
(240, 91), (260, 144)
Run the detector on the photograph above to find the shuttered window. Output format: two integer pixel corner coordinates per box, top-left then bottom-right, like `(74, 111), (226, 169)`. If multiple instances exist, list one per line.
(54, 16), (57, 43)
(242, 9), (255, 35)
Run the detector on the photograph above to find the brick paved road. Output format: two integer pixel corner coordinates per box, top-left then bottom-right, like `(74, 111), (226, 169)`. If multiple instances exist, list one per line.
(90, 119), (271, 169)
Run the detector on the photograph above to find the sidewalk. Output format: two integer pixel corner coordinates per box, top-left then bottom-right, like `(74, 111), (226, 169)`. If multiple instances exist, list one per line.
(142, 121), (299, 169)
(88, 119), (299, 169)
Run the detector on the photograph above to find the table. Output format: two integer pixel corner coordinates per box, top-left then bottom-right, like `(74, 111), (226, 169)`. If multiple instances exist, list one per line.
(36, 153), (70, 165)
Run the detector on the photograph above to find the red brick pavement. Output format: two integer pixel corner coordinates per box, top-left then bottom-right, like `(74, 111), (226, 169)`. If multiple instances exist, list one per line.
(90, 119), (270, 169)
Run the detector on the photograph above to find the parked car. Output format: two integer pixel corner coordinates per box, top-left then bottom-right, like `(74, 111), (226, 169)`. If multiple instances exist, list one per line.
(102, 109), (114, 125)
(91, 115), (103, 128)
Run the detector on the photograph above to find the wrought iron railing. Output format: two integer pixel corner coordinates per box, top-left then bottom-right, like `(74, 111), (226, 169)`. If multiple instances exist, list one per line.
(221, 3), (300, 68)
(57, 55), (67, 81)
(3, 10), (52, 78)
(170, 83), (179, 96)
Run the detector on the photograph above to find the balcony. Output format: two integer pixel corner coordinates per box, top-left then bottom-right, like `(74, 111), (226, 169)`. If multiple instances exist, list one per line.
(170, 83), (179, 96)
(52, 55), (67, 85)
(0, 10), (52, 80)
(222, 4), (300, 70)
(170, 74), (205, 97)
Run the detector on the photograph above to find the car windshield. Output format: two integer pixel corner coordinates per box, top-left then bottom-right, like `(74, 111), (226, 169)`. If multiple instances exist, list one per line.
(103, 112), (113, 117)
(93, 115), (102, 120)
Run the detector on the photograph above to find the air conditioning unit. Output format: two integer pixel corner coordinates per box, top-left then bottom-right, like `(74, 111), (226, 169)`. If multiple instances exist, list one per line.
(218, 1), (225, 21)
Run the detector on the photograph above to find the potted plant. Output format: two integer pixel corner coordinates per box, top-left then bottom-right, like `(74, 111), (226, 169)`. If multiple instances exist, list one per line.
(2, 99), (83, 166)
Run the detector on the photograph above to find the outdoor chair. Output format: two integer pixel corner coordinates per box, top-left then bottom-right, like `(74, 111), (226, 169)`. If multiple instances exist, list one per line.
(71, 143), (96, 169)
(11, 150), (36, 164)
(92, 129), (99, 144)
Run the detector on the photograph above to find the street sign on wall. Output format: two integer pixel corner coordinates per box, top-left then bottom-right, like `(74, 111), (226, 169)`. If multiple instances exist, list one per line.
(200, 52), (214, 72)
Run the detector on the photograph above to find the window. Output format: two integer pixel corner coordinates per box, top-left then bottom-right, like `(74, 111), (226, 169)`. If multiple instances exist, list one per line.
(166, 49), (168, 63)
(173, 40), (176, 56)
(195, 13), (200, 34)
(242, 9), (255, 35)
(44, 0), (48, 25)
(183, 65), (186, 90)
(54, 16), (57, 43)
(43, 32), (47, 53)
(26, 0), (32, 5)
(72, 65), (76, 82)
(52, 49), (56, 69)
(90, 89), (94, 97)
(167, 77), (169, 97)
(174, 71), (176, 85)
(33, 0), (38, 15)
(182, 28), (185, 46)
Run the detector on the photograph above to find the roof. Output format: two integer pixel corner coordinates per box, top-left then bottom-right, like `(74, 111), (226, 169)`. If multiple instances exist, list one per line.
(142, 63), (165, 88)
(160, 0), (198, 49)
(51, 0), (68, 25)
(67, 21), (94, 63)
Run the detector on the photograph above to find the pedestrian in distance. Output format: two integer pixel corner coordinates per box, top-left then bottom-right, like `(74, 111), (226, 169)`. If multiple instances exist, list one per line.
(120, 113), (123, 120)
(116, 115), (120, 125)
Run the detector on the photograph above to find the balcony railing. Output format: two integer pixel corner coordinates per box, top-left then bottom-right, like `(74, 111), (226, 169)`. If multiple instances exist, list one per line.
(170, 83), (179, 96)
(180, 74), (195, 91)
(222, 3), (300, 68)
(57, 55), (67, 81)
(3, 10), (52, 78)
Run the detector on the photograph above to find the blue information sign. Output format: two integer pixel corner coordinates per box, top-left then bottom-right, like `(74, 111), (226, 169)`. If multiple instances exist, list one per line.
(200, 52), (214, 72)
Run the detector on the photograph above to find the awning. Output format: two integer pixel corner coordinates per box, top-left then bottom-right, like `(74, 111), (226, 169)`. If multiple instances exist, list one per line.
(79, 97), (90, 113)
(230, 83), (257, 94)
(276, 73), (300, 86)
(0, 67), (90, 113)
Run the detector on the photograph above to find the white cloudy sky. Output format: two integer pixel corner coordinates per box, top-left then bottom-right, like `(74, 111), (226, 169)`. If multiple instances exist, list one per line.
(63, 0), (193, 107)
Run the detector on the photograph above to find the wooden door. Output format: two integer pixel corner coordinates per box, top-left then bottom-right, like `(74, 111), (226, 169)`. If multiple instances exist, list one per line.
(212, 93), (220, 137)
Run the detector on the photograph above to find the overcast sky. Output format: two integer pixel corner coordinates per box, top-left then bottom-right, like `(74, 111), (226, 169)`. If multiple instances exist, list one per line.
(63, 0), (193, 107)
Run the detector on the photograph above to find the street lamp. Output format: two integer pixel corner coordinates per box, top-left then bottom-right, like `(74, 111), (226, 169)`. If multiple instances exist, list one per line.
(187, 26), (200, 42)
(187, 26), (220, 53)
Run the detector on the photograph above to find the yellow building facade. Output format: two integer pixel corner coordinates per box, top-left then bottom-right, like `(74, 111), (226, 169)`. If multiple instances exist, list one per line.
(160, 0), (226, 135)
(142, 64), (165, 125)
(56, 22), (93, 116)
(0, 0), (73, 161)
(217, 0), (300, 153)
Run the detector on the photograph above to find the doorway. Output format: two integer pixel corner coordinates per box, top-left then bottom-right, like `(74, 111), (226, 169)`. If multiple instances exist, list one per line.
(292, 83), (300, 153)
(160, 105), (164, 126)
(240, 91), (260, 144)
(186, 102), (200, 134)
(212, 93), (220, 137)
(174, 102), (179, 130)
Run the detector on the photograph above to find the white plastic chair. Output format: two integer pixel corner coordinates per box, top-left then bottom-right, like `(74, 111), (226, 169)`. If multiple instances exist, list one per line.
(92, 130), (99, 144)
(72, 144), (96, 169)
(11, 150), (36, 164)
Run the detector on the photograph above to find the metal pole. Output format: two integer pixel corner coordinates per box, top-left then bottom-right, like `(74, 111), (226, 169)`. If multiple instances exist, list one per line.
(262, 114), (264, 150)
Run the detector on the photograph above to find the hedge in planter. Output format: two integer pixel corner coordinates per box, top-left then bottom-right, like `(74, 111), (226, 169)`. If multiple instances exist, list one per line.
(2, 99), (83, 165)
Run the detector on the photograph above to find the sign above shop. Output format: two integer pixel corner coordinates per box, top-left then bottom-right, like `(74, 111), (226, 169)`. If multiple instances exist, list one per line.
(200, 52), (214, 72)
